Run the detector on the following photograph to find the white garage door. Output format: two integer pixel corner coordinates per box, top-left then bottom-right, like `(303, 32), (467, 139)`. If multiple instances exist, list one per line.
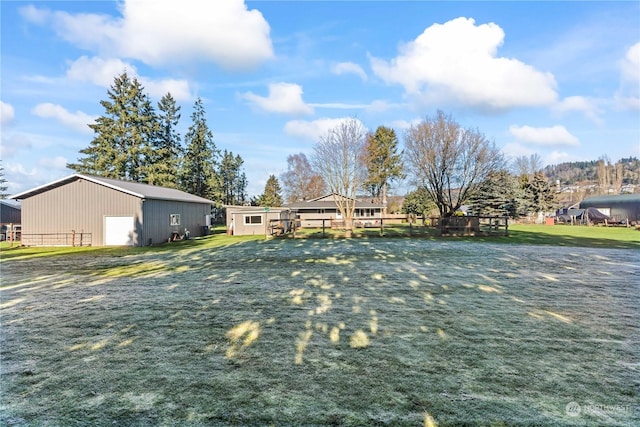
(104, 216), (134, 246)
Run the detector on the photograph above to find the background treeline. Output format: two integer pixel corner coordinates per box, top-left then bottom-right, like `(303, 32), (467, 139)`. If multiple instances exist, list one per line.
(543, 157), (640, 186)
(61, 72), (637, 222)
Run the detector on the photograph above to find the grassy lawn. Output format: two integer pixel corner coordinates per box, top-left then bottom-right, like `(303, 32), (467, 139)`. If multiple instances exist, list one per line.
(1, 228), (638, 426)
(283, 223), (640, 250)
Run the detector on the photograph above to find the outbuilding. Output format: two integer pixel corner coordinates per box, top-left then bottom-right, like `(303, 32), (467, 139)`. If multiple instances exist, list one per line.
(0, 200), (22, 241)
(225, 205), (293, 236)
(580, 194), (640, 224)
(11, 174), (214, 246)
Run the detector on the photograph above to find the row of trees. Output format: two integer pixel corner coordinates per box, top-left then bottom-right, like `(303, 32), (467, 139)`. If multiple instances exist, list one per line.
(68, 72), (248, 206)
(274, 112), (557, 235)
(65, 72), (557, 225)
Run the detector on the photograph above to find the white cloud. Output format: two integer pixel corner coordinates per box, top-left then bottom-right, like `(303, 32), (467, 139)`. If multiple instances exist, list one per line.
(32, 103), (96, 134)
(331, 62), (367, 81)
(22, 0), (273, 70)
(284, 117), (367, 142)
(370, 17), (558, 110)
(66, 56), (192, 101)
(554, 96), (603, 125)
(1, 101), (15, 125)
(242, 82), (313, 115)
(509, 125), (579, 146)
(67, 56), (134, 87)
(616, 42), (640, 111)
(141, 78), (191, 102)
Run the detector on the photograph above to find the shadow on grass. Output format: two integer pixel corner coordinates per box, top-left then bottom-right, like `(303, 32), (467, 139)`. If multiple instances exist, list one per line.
(500, 228), (640, 250)
(0, 232), (262, 262)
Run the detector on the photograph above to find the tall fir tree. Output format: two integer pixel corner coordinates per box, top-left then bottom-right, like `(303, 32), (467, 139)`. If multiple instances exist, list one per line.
(144, 93), (182, 187)
(68, 71), (157, 181)
(362, 126), (404, 209)
(255, 174), (283, 207)
(179, 97), (217, 198)
(0, 161), (9, 199)
(216, 150), (247, 205)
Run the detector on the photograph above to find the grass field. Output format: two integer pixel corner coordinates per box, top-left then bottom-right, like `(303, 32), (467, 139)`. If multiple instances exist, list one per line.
(1, 226), (639, 426)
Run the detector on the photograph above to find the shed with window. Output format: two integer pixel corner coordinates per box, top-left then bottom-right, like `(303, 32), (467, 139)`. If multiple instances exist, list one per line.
(225, 205), (293, 236)
(11, 174), (214, 246)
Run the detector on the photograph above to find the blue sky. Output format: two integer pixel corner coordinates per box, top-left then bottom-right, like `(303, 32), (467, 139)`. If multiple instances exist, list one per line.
(2, 1), (639, 197)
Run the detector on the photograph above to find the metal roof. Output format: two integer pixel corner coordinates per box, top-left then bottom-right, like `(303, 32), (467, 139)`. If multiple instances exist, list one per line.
(285, 199), (385, 209)
(580, 194), (640, 206)
(11, 174), (214, 205)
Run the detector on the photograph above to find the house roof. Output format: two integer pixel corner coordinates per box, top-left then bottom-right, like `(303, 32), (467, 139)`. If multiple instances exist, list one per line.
(285, 193), (384, 210)
(11, 174), (214, 205)
(0, 200), (21, 210)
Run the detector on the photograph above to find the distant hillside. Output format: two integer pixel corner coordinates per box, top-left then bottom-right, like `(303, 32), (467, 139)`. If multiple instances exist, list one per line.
(543, 157), (640, 186)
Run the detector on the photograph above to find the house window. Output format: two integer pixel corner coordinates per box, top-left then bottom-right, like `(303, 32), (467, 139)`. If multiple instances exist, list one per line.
(244, 215), (263, 225)
(170, 214), (181, 226)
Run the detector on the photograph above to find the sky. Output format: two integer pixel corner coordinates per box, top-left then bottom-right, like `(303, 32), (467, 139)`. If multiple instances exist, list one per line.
(1, 0), (639, 198)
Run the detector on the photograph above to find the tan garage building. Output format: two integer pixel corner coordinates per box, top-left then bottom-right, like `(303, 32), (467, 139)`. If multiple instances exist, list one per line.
(11, 174), (214, 246)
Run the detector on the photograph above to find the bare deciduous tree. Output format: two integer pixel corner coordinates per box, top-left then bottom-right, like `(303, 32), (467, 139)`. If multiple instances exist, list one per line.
(513, 154), (543, 180)
(312, 118), (368, 237)
(404, 111), (504, 217)
(281, 153), (326, 203)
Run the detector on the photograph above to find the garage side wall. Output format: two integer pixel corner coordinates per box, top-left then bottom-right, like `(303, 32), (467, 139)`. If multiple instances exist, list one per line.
(21, 179), (141, 246)
(142, 200), (211, 245)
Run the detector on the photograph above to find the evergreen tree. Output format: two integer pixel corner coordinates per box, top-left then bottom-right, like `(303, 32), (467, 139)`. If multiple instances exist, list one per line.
(402, 187), (436, 220)
(68, 71), (156, 181)
(144, 93), (182, 187)
(256, 174), (283, 207)
(0, 161), (9, 199)
(179, 97), (217, 198)
(467, 170), (521, 217)
(362, 126), (404, 209)
(522, 172), (557, 215)
(216, 150), (247, 205)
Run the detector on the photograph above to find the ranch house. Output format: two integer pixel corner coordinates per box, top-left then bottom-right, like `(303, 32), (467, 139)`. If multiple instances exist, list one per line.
(11, 174), (214, 246)
(285, 194), (385, 228)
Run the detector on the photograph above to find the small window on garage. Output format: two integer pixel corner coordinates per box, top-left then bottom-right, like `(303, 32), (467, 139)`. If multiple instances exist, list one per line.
(170, 214), (181, 226)
(244, 215), (262, 225)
